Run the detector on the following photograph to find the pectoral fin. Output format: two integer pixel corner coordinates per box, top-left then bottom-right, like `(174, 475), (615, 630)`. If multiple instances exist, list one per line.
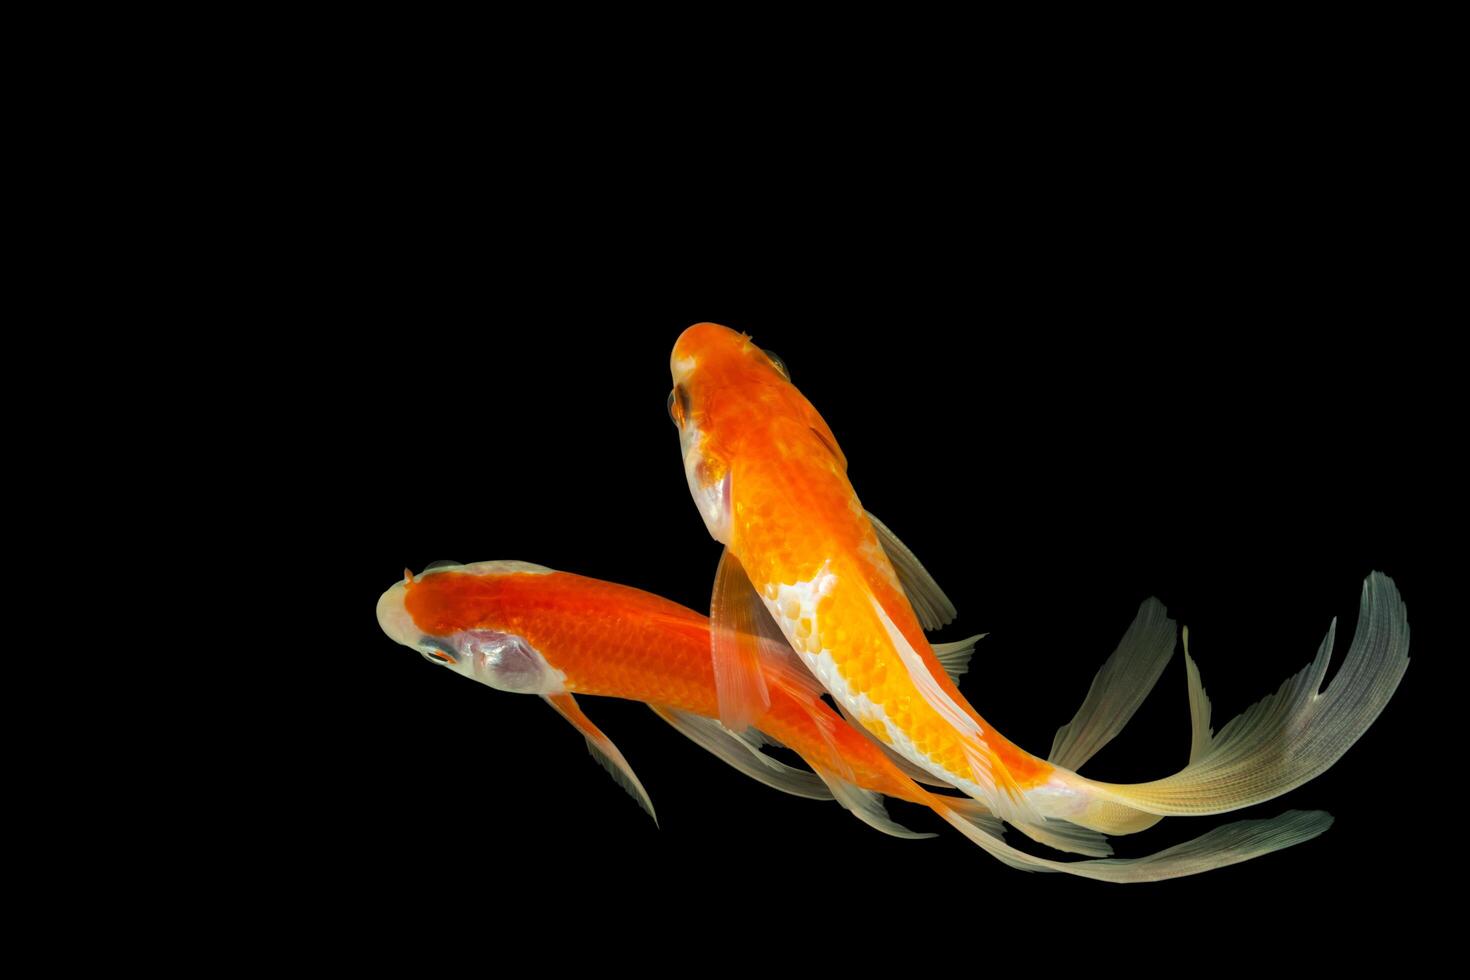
(866, 510), (957, 630)
(544, 693), (657, 826)
(709, 548), (776, 734)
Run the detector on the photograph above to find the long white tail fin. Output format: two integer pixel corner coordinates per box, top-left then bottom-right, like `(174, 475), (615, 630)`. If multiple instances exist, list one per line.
(1074, 571), (1409, 819)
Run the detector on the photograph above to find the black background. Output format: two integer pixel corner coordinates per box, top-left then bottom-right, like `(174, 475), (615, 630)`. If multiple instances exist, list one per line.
(295, 264), (1440, 944)
(254, 72), (1453, 944)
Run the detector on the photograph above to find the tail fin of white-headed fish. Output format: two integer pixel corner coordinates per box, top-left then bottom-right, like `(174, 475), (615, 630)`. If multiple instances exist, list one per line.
(930, 794), (1334, 882)
(1054, 571), (1409, 830)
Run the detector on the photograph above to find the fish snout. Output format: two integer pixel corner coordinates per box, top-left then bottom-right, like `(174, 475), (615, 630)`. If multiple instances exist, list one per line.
(376, 580), (418, 648)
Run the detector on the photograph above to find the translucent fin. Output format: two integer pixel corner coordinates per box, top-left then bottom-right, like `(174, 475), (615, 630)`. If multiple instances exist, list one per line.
(544, 693), (657, 826)
(937, 796), (1005, 839)
(1010, 817), (1114, 857)
(865, 510), (957, 630)
(1048, 597), (1177, 772)
(933, 801), (1334, 882)
(813, 765), (938, 840)
(1087, 571), (1410, 816)
(648, 706), (832, 801)
(783, 671), (861, 784)
(708, 548), (774, 733)
(932, 634), (986, 683)
(1183, 627), (1214, 765)
(742, 728), (787, 751)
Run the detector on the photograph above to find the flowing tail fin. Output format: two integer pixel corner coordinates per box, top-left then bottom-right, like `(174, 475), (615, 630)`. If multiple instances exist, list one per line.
(931, 795), (1334, 883)
(1065, 571), (1409, 826)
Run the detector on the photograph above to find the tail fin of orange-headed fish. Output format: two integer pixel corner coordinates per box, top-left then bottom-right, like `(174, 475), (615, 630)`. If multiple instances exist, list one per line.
(756, 632), (1341, 880)
(1033, 571), (1409, 834)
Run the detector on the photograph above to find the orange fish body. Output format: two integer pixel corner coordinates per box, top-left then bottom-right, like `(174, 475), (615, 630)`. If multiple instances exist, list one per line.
(378, 562), (933, 813)
(672, 323), (1061, 828)
(669, 322), (1411, 845)
(377, 560), (1387, 880)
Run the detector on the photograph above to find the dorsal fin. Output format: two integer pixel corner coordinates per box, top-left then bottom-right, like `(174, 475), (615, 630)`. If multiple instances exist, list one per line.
(865, 510), (958, 631)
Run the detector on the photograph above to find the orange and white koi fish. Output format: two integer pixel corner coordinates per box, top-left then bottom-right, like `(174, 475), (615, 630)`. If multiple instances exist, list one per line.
(377, 560), (1342, 881)
(668, 322), (1410, 859)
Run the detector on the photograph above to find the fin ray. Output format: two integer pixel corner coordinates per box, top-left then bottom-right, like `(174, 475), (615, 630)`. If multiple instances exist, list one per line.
(1085, 571), (1410, 816)
(709, 548), (775, 733)
(935, 802), (1333, 881)
(544, 693), (657, 825)
(813, 765), (937, 839)
(865, 510), (958, 630)
(932, 633), (986, 683)
(649, 706), (832, 801)
(1048, 597), (1178, 772)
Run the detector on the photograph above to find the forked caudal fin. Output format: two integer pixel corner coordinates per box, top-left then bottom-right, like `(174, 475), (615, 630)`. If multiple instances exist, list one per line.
(1068, 571), (1410, 821)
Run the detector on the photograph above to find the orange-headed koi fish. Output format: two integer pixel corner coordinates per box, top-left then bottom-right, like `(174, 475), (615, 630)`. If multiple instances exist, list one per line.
(377, 560), (1350, 881)
(667, 322), (1410, 857)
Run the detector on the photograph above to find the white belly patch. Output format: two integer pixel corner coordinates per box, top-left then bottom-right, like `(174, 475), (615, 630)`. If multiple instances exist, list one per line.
(760, 565), (994, 802)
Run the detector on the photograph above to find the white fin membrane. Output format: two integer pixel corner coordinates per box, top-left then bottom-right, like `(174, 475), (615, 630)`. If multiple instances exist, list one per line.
(932, 634), (986, 684)
(935, 802), (1334, 882)
(1048, 597), (1178, 772)
(709, 548), (774, 734)
(1009, 816), (1115, 858)
(649, 706), (833, 801)
(1086, 571), (1410, 816)
(1184, 627), (1213, 765)
(814, 766), (938, 840)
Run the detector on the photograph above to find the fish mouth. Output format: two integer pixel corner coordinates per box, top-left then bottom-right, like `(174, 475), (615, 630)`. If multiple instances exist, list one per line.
(376, 580), (419, 647)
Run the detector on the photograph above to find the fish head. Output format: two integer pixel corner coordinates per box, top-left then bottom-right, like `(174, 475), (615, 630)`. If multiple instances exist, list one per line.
(376, 561), (567, 696)
(668, 322), (793, 543)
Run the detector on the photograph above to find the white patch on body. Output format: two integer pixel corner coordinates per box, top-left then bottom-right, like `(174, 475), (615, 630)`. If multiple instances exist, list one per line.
(761, 565), (996, 802)
(680, 415), (731, 543)
(1023, 773), (1094, 821)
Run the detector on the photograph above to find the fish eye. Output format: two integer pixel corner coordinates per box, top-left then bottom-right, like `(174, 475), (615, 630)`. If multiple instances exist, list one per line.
(667, 386), (690, 427)
(763, 349), (789, 380)
(418, 639), (457, 665)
